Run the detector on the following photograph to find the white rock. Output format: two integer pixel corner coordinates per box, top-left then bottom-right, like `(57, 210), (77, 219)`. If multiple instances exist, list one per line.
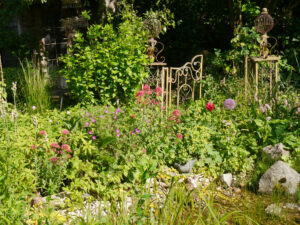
(259, 160), (300, 195)
(219, 173), (233, 187)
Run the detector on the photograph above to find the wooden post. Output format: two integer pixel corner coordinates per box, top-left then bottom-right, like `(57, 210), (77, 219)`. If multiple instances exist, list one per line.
(255, 62), (259, 95)
(244, 55), (248, 98)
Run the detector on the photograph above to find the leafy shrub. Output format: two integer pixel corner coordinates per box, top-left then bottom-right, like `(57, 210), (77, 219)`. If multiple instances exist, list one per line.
(60, 9), (150, 105)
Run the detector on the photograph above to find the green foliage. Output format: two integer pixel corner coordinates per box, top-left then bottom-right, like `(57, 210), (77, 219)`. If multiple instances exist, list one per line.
(60, 8), (150, 105)
(20, 60), (51, 112)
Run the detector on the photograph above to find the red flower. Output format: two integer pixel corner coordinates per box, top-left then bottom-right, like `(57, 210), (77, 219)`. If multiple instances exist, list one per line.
(61, 144), (71, 153)
(177, 119), (181, 124)
(130, 115), (136, 118)
(169, 116), (176, 121)
(155, 86), (162, 96)
(206, 102), (215, 111)
(176, 134), (183, 140)
(172, 109), (181, 117)
(142, 84), (152, 95)
(30, 145), (37, 150)
(61, 129), (70, 135)
(136, 90), (144, 98)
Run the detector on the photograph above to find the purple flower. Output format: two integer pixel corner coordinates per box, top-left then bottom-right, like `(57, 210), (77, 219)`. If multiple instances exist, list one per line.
(92, 118), (96, 123)
(105, 110), (109, 114)
(105, 106), (109, 109)
(116, 129), (120, 133)
(260, 106), (266, 113)
(89, 131), (93, 135)
(224, 99), (236, 110)
(116, 108), (122, 113)
(85, 122), (90, 127)
(117, 133), (120, 137)
(92, 136), (96, 140)
(135, 128), (140, 133)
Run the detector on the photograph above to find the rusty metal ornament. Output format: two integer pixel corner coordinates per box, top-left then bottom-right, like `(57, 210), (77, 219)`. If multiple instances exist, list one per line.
(254, 8), (274, 34)
(144, 17), (162, 38)
(254, 8), (277, 58)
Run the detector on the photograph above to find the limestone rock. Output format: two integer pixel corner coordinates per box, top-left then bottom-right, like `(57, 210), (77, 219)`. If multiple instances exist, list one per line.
(259, 160), (300, 195)
(263, 143), (290, 159)
(219, 173), (233, 187)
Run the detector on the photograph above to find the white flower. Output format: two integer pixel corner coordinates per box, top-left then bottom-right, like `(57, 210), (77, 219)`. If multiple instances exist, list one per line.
(32, 106), (36, 110)
(49, 119), (53, 123)
(266, 117), (271, 122)
(67, 111), (71, 114)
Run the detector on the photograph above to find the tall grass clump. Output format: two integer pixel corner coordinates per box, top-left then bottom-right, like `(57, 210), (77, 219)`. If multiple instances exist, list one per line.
(20, 60), (51, 112)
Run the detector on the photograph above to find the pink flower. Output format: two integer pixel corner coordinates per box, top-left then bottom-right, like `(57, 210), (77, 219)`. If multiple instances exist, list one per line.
(177, 119), (181, 124)
(61, 129), (70, 135)
(117, 133), (120, 137)
(130, 115), (136, 119)
(85, 122), (90, 127)
(67, 155), (72, 159)
(100, 115), (105, 118)
(116, 108), (122, 113)
(88, 131), (93, 135)
(206, 102), (215, 111)
(136, 90), (144, 98)
(130, 131), (134, 135)
(30, 145), (37, 150)
(116, 129), (120, 133)
(92, 118), (96, 123)
(169, 116), (176, 121)
(87, 112), (91, 117)
(92, 136), (96, 140)
(61, 144), (71, 153)
(39, 130), (47, 136)
(143, 84), (152, 95)
(176, 134), (183, 140)
(105, 110), (109, 114)
(172, 109), (181, 117)
(155, 86), (162, 96)
(50, 142), (60, 149)
(50, 157), (59, 164)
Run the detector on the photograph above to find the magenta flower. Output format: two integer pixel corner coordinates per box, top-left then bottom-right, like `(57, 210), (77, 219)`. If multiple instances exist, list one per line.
(224, 99), (236, 110)
(92, 118), (96, 123)
(105, 106), (109, 109)
(85, 122), (90, 127)
(100, 115), (105, 118)
(61, 129), (70, 135)
(87, 112), (91, 117)
(117, 133), (120, 137)
(116, 108), (122, 113)
(135, 128), (140, 133)
(92, 136), (96, 140)
(88, 131), (93, 135)
(130, 130), (134, 135)
(116, 129), (120, 133)
(105, 110), (109, 114)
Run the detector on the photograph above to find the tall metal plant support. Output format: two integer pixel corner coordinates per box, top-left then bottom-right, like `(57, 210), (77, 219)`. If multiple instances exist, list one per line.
(245, 8), (280, 98)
